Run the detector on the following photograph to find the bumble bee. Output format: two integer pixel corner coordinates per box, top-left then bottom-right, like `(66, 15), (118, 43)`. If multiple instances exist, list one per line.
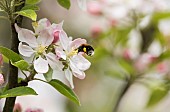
(77, 44), (94, 56)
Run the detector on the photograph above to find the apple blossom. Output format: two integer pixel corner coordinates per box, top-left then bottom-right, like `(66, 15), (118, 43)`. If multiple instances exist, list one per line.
(54, 31), (91, 88)
(15, 23), (53, 74)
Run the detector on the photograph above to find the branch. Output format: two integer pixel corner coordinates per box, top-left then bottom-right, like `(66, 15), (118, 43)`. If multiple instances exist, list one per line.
(3, 0), (26, 111)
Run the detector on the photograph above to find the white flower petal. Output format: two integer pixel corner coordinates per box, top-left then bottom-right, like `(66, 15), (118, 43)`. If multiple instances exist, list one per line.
(71, 55), (91, 71)
(37, 29), (54, 46)
(34, 18), (51, 34)
(51, 21), (64, 31)
(18, 29), (38, 48)
(18, 42), (35, 57)
(55, 47), (67, 60)
(77, 0), (87, 11)
(73, 72), (85, 80)
(34, 57), (49, 73)
(45, 53), (63, 70)
(70, 38), (87, 49)
(14, 23), (21, 33)
(59, 31), (70, 51)
(65, 68), (74, 89)
(70, 59), (86, 79)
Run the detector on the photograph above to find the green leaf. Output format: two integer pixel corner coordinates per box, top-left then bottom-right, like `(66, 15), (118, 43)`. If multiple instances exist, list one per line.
(16, 9), (37, 21)
(105, 70), (125, 80)
(147, 87), (168, 107)
(11, 60), (29, 71)
(57, 0), (71, 9)
(0, 87), (37, 98)
(152, 12), (170, 24)
(21, 5), (40, 11)
(43, 67), (53, 82)
(26, 0), (41, 4)
(159, 50), (170, 60)
(48, 79), (80, 105)
(118, 59), (133, 74)
(2, 54), (9, 63)
(0, 46), (23, 62)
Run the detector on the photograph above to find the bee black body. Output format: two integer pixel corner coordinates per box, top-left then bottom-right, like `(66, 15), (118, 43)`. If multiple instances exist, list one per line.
(77, 44), (94, 56)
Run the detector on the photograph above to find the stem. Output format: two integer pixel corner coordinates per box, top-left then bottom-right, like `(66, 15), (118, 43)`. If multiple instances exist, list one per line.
(3, 0), (25, 111)
(113, 80), (131, 112)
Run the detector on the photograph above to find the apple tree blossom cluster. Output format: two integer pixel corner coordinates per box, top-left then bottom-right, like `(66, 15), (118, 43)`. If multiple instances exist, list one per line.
(87, 0), (170, 37)
(15, 18), (93, 89)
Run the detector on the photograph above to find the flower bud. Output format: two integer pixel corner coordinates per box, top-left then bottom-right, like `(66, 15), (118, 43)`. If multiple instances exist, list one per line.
(52, 31), (60, 43)
(13, 103), (22, 112)
(0, 73), (4, 85)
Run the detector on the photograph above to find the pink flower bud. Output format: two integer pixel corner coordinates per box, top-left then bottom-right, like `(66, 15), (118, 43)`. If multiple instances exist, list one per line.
(0, 54), (3, 66)
(123, 49), (132, 60)
(87, 1), (102, 16)
(52, 31), (60, 43)
(13, 103), (22, 112)
(0, 73), (4, 85)
(91, 25), (103, 38)
(109, 19), (118, 27)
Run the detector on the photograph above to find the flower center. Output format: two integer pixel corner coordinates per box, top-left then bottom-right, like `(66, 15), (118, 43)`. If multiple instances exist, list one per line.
(67, 49), (78, 57)
(36, 45), (47, 54)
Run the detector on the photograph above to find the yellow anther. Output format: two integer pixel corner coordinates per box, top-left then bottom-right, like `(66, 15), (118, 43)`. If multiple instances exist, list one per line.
(36, 45), (46, 54)
(67, 49), (78, 57)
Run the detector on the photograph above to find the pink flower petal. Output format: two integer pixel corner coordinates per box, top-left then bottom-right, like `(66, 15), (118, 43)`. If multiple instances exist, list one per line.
(18, 42), (35, 57)
(65, 68), (74, 89)
(71, 55), (91, 71)
(70, 38), (87, 49)
(0, 73), (4, 85)
(37, 29), (54, 46)
(34, 57), (49, 73)
(18, 28), (38, 48)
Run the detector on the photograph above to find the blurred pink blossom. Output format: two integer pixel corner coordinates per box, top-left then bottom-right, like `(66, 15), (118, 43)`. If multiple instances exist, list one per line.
(91, 25), (103, 38)
(123, 49), (132, 60)
(156, 62), (169, 74)
(134, 53), (155, 72)
(87, 1), (102, 16)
